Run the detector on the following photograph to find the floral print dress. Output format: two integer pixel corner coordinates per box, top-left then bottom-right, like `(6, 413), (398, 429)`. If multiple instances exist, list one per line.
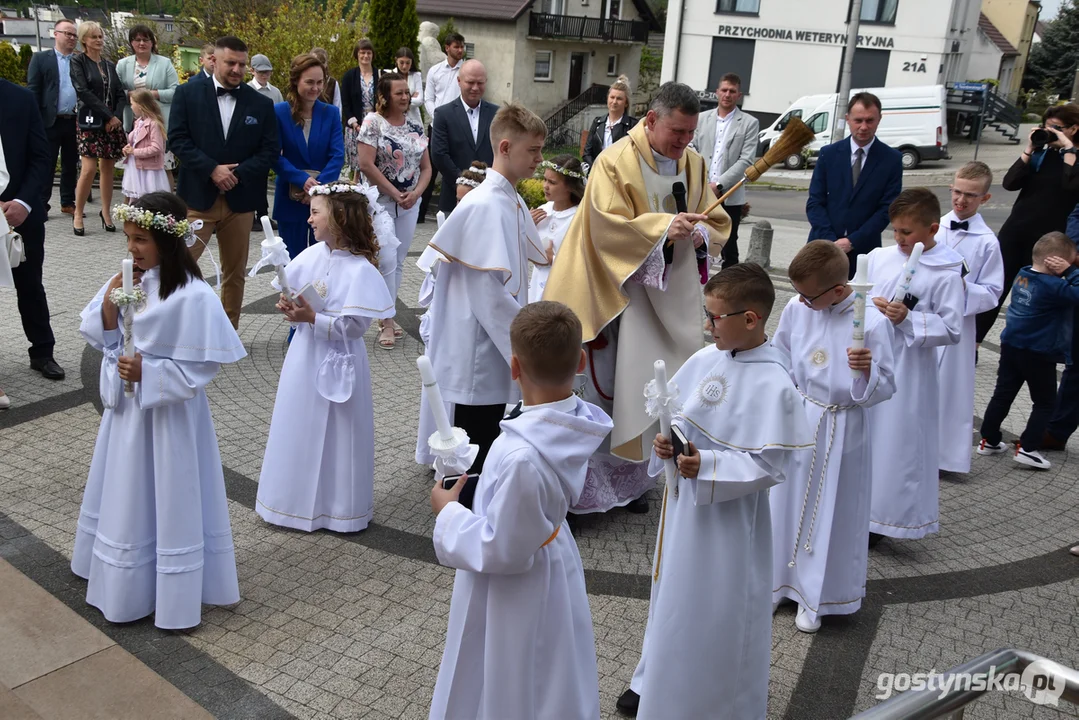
(356, 113), (428, 195)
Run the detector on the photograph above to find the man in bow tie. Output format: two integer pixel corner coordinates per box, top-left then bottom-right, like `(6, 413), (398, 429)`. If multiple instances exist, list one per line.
(168, 35), (279, 329)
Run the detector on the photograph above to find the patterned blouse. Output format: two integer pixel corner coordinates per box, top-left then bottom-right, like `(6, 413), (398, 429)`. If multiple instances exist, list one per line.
(356, 112), (428, 194)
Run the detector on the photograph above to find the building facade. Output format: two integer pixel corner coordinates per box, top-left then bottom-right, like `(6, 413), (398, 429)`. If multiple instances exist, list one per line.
(966, 12), (1019, 99)
(417, 0), (658, 119)
(662, 0), (983, 124)
(980, 0), (1040, 100)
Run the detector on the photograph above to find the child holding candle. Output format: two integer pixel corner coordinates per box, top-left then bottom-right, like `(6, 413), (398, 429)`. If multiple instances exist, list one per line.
(120, 89), (170, 202)
(770, 241), (897, 633)
(866, 189), (965, 544)
(429, 301), (612, 720)
(935, 161), (1004, 474)
(73, 192), (246, 629)
(978, 232), (1079, 470)
(255, 183), (395, 532)
(618, 265), (813, 719)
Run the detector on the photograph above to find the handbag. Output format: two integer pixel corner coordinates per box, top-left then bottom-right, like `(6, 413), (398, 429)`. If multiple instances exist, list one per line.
(289, 169), (320, 202)
(5, 230), (24, 269)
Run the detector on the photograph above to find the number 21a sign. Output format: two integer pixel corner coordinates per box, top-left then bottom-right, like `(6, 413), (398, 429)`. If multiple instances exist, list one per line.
(902, 61), (927, 73)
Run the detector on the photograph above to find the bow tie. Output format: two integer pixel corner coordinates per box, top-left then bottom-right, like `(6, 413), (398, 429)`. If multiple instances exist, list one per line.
(216, 86), (238, 97)
(505, 402), (523, 420)
(950, 220), (969, 231)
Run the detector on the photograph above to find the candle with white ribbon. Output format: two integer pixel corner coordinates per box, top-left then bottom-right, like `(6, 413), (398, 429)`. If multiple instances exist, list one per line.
(417, 356), (454, 443)
(259, 215), (292, 298)
(849, 254), (874, 379)
(653, 360), (677, 485)
(121, 258), (135, 398)
(436, 211), (446, 229)
(891, 242), (924, 303)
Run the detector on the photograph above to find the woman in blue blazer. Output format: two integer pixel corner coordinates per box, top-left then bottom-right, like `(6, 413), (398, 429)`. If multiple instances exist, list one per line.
(274, 54), (345, 258)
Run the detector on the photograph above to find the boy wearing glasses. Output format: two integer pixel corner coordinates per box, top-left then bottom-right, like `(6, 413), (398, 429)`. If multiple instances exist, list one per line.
(866, 189), (965, 545)
(935, 162), (1004, 474)
(770, 241), (896, 633)
(621, 264), (812, 719)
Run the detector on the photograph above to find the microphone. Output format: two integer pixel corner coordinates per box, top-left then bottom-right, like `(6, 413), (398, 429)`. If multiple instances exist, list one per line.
(666, 182), (688, 264)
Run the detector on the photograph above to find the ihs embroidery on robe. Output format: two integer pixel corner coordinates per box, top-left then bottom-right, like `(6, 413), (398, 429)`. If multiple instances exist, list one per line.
(809, 348), (829, 369)
(695, 373), (729, 409)
(313, 279), (328, 299)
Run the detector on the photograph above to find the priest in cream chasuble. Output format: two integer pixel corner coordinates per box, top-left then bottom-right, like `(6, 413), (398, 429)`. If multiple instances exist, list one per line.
(543, 83), (730, 514)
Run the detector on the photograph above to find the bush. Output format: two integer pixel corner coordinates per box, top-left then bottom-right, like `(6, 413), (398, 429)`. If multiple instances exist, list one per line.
(437, 18), (458, 49)
(0, 44), (22, 85)
(18, 43), (32, 80)
(517, 178), (546, 209)
(368, 0), (419, 70)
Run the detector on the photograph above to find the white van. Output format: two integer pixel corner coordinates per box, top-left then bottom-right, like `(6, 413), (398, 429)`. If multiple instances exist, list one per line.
(758, 85), (948, 170)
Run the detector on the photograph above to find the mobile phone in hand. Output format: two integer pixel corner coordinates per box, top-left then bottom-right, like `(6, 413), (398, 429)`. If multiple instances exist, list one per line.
(442, 473), (480, 510)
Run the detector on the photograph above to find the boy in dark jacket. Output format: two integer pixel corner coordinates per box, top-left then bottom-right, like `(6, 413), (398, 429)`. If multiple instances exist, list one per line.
(979, 231), (1079, 469)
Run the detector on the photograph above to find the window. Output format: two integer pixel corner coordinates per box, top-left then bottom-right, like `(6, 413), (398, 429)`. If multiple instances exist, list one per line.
(856, 0), (897, 24)
(534, 50), (553, 81)
(605, 0), (621, 19)
(164, 22), (173, 31)
(606, 54), (618, 76)
(774, 109), (802, 131)
(805, 112), (828, 134)
(707, 37), (755, 94)
(541, 0), (564, 14)
(464, 42), (476, 59)
(716, 0), (760, 15)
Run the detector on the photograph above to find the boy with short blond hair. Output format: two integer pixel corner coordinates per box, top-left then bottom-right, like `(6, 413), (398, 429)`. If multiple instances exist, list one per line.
(771, 240), (896, 633)
(979, 232), (1079, 470)
(867, 188), (966, 543)
(424, 103), (550, 472)
(935, 161), (1004, 474)
(622, 264), (813, 719)
(429, 301), (612, 720)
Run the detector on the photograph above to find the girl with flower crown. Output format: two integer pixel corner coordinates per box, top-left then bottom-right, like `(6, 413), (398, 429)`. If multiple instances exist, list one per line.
(255, 183), (396, 533)
(527, 154), (585, 303)
(73, 192), (246, 629)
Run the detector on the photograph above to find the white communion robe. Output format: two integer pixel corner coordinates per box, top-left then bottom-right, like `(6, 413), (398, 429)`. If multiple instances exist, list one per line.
(527, 202), (578, 303)
(934, 211), (1004, 473)
(771, 294), (896, 624)
(867, 244), (964, 539)
(73, 269), (246, 629)
(256, 243), (395, 533)
(629, 343), (813, 720)
(430, 396), (613, 720)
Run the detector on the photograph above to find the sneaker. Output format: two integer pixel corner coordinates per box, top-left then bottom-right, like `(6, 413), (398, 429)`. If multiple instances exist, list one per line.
(795, 605), (821, 634)
(615, 688), (640, 716)
(1014, 447), (1051, 470)
(1070, 545), (1079, 557)
(977, 439), (1007, 456)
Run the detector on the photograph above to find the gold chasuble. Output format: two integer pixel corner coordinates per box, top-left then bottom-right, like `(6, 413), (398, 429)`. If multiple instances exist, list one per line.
(543, 122), (730, 460)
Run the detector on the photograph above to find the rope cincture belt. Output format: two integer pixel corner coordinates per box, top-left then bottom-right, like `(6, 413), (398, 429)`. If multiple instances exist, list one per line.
(541, 526), (560, 548)
(787, 390), (856, 569)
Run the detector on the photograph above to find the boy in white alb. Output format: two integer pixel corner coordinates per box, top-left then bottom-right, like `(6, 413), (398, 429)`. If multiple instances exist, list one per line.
(424, 105), (550, 472)
(935, 161), (1004, 474)
(620, 264), (813, 720)
(771, 241), (896, 634)
(429, 301), (613, 720)
(867, 189), (965, 543)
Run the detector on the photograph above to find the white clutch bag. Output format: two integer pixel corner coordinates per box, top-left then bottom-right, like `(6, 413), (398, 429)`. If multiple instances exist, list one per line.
(6, 231), (24, 269)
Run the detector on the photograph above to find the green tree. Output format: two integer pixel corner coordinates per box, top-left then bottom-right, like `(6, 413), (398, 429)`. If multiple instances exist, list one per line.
(634, 45), (663, 114)
(1025, 1), (1079, 96)
(0, 44), (22, 85)
(18, 43), (32, 82)
(367, 0), (419, 69)
(436, 17), (458, 49)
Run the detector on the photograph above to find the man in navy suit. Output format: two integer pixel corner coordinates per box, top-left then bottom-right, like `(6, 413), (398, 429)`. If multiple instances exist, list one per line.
(26, 18), (80, 215)
(430, 60), (497, 214)
(806, 92), (903, 277)
(168, 35), (278, 329)
(0, 80), (64, 379)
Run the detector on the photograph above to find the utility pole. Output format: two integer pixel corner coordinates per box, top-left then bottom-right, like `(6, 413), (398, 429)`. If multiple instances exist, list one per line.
(833, 0), (864, 140)
(32, 3), (42, 51)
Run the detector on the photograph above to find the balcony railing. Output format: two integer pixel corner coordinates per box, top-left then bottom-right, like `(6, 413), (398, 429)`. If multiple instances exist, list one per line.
(528, 12), (649, 43)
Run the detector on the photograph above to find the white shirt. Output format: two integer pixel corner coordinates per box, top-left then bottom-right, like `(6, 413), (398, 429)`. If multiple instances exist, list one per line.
(462, 98), (480, 144)
(424, 59), (462, 119)
(709, 107), (738, 184)
(850, 136), (875, 167)
(213, 77), (237, 139)
(603, 115), (623, 150)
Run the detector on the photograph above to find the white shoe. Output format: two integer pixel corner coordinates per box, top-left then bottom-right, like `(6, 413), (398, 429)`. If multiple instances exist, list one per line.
(1070, 545), (1079, 557)
(0, 392), (8, 410)
(1014, 447), (1050, 470)
(977, 439), (1007, 456)
(795, 605), (821, 633)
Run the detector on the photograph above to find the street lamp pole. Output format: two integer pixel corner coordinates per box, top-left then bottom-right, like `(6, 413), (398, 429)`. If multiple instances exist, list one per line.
(834, 0), (864, 139)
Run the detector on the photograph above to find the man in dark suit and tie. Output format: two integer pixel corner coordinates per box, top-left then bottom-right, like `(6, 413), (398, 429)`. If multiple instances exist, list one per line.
(431, 59), (497, 214)
(168, 35), (278, 329)
(26, 18), (80, 216)
(806, 92), (903, 277)
(1, 80), (64, 380)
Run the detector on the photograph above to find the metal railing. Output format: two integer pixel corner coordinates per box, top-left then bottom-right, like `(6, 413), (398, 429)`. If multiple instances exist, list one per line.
(528, 12), (649, 43)
(543, 83), (610, 149)
(946, 83), (1023, 143)
(851, 648), (1079, 719)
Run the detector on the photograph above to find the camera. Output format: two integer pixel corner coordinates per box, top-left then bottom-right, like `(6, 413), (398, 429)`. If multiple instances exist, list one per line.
(1031, 126), (1053, 150)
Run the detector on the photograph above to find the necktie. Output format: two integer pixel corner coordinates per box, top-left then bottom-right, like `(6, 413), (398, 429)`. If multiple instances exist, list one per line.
(505, 402), (523, 420)
(852, 147), (864, 187)
(950, 220), (969, 231)
(216, 86), (238, 97)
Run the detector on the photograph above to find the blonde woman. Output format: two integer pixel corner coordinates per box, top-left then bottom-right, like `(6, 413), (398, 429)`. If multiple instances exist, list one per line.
(582, 75), (637, 174)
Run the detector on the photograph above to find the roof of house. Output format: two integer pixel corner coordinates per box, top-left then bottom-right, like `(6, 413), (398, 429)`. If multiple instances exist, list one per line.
(978, 12), (1019, 56)
(1035, 20), (1048, 38)
(417, 0), (660, 30)
(57, 6), (110, 26)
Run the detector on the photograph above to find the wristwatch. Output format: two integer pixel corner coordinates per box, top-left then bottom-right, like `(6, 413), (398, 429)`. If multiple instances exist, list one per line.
(1062, 148), (1078, 155)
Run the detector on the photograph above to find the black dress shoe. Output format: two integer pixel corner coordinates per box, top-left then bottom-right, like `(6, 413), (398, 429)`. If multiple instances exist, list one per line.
(30, 358), (65, 380)
(616, 688), (640, 716)
(868, 532), (885, 549)
(625, 496), (650, 514)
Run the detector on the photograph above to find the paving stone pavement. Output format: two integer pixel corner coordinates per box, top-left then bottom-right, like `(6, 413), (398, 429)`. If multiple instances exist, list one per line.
(1, 188), (1077, 719)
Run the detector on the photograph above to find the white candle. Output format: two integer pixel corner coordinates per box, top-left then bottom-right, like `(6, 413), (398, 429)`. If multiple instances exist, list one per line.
(436, 211), (446, 229)
(122, 258), (133, 295)
(260, 215), (275, 243)
(891, 242), (925, 302)
(417, 356), (455, 442)
(653, 360), (677, 484)
(849, 254), (873, 378)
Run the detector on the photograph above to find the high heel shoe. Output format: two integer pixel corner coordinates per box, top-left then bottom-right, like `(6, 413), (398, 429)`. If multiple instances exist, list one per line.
(73, 216), (85, 236)
(99, 211), (116, 232)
